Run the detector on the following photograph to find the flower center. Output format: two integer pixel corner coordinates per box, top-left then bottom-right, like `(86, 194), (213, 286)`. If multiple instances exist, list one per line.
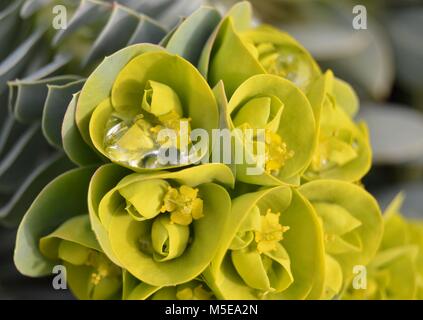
(255, 209), (290, 253)
(160, 185), (204, 226)
(86, 251), (121, 286)
(264, 129), (294, 175)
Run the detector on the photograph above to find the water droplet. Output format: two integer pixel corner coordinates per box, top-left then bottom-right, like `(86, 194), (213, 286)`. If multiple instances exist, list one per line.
(103, 114), (192, 170)
(275, 50), (312, 90)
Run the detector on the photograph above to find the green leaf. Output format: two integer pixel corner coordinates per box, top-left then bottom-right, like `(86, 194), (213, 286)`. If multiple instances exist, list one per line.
(322, 254), (343, 300)
(51, 0), (110, 47)
(0, 153), (74, 227)
(0, 124), (50, 193)
(9, 75), (81, 123)
(82, 3), (166, 68)
(207, 17), (264, 97)
(0, 1), (23, 60)
(20, 0), (52, 18)
(42, 79), (85, 148)
(0, 26), (46, 93)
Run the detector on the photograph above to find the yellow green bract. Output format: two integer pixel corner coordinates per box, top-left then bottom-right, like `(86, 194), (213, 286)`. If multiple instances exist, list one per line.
(88, 163), (234, 286)
(82, 47), (219, 172)
(299, 180), (383, 299)
(205, 187), (326, 299)
(39, 215), (122, 300)
(342, 194), (423, 300)
(227, 74), (315, 186)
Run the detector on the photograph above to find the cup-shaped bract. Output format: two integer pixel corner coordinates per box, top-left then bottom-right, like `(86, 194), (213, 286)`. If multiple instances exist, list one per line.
(304, 71), (371, 182)
(205, 186), (325, 299)
(200, 1), (321, 97)
(299, 180), (383, 298)
(226, 74), (315, 186)
(77, 44), (219, 172)
(40, 215), (123, 300)
(14, 166), (116, 298)
(88, 163), (234, 287)
(342, 195), (423, 300)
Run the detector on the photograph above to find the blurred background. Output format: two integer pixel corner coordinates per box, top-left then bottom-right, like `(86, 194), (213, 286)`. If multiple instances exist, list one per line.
(0, 0), (422, 299)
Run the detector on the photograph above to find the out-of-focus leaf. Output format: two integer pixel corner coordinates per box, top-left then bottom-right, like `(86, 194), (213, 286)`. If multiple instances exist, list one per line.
(20, 0), (53, 18)
(52, 0), (110, 46)
(0, 115), (26, 159)
(0, 153), (74, 227)
(82, 3), (166, 67)
(375, 182), (423, 220)
(42, 79), (85, 148)
(8, 75), (81, 123)
(282, 23), (369, 61)
(165, 6), (221, 65)
(388, 8), (423, 90)
(0, 1), (22, 60)
(23, 53), (73, 82)
(358, 103), (423, 164)
(126, 15), (166, 45)
(319, 22), (394, 100)
(0, 125), (51, 194)
(0, 27), (46, 93)
(151, 0), (202, 29)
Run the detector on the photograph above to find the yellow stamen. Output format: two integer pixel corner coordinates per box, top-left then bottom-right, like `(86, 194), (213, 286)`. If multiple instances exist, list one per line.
(86, 251), (121, 286)
(160, 185), (204, 225)
(255, 209), (290, 253)
(265, 129), (294, 175)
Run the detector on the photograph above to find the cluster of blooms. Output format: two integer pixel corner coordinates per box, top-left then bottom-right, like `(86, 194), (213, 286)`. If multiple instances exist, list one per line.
(14, 2), (423, 299)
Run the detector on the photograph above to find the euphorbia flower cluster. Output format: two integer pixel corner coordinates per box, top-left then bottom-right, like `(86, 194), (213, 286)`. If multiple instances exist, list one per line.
(13, 2), (421, 300)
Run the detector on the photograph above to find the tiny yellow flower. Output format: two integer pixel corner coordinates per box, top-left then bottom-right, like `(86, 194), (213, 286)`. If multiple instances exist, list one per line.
(264, 129), (294, 175)
(255, 209), (290, 253)
(161, 185), (204, 225)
